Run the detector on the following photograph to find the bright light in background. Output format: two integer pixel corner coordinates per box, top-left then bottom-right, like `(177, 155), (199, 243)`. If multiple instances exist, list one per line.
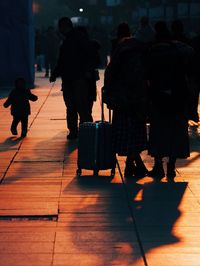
(33, 2), (40, 14)
(79, 8), (84, 13)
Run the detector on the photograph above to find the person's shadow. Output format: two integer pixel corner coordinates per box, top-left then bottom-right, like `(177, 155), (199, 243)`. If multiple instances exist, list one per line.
(0, 136), (22, 151)
(126, 180), (188, 262)
(1, 132), (78, 185)
(61, 172), (187, 265)
(0, 137), (23, 182)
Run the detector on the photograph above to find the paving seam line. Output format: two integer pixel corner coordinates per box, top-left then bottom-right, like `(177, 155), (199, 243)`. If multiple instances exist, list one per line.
(116, 159), (148, 266)
(0, 82), (55, 184)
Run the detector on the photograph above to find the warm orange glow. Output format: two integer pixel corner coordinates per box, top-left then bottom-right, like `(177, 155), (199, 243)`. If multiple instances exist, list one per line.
(32, 2), (40, 14)
(188, 120), (200, 127)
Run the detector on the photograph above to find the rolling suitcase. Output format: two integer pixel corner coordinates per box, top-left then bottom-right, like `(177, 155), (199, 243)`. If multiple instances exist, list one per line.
(76, 90), (116, 176)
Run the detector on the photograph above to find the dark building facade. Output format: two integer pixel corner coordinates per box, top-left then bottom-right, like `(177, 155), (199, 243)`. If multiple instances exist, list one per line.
(0, 1), (34, 88)
(69, 0), (200, 32)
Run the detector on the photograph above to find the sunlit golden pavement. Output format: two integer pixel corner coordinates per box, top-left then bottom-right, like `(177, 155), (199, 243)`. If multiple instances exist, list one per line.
(0, 71), (199, 266)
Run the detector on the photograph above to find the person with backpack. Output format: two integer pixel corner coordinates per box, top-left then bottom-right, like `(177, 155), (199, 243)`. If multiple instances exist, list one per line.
(147, 21), (194, 181)
(104, 36), (148, 178)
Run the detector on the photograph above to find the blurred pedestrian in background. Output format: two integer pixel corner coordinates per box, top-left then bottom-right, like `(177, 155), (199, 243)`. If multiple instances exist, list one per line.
(134, 16), (155, 44)
(35, 29), (44, 71)
(43, 26), (60, 78)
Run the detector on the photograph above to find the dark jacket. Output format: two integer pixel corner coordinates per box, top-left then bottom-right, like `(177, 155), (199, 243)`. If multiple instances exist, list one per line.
(52, 30), (92, 83)
(4, 89), (38, 116)
(147, 41), (194, 115)
(104, 37), (148, 116)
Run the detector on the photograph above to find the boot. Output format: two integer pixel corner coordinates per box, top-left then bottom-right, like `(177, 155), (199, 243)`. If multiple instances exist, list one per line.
(11, 125), (18, 135)
(124, 159), (137, 177)
(134, 159), (148, 177)
(124, 156), (137, 177)
(167, 162), (176, 181)
(148, 162), (165, 180)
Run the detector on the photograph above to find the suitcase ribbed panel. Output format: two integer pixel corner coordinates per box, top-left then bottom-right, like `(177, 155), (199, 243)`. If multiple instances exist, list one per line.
(77, 121), (116, 171)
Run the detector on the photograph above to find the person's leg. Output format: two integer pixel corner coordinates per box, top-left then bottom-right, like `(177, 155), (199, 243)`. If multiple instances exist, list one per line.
(50, 57), (57, 77)
(63, 87), (78, 139)
(88, 77), (96, 120)
(44, 56), (49, 77)
(148, 157), (165, 179)
(74, 79), (93, 124)
(124, 154), (148, 177)
(88, 100), (94, 121)
(189, 86), (199, 123)
(37, 55), (42, 71)
(21, 116), (28, 137)
(11, 116), (20, 135)
(134, 154), (148, 175)
(124, 156), (137, 177)
(167, 157), (176, 180)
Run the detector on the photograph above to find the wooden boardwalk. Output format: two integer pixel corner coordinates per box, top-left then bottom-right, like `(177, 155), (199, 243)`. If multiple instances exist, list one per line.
(0, 71), (200, 266)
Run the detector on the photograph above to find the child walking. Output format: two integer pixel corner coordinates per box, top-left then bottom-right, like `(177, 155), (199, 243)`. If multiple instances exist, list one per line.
(3, 78), (38, 138)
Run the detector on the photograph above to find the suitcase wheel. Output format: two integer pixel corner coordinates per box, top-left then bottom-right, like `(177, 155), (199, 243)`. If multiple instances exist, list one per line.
(111, 168), (115, 177)
(76, 168), (82, 176)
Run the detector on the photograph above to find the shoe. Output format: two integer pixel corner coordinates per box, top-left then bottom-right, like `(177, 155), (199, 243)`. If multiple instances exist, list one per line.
(11, 128), (18, 135)
(135, 165), (149, 177)
(21, 131), (27, 138)
(124, 162), (137, 177)
(67, 132), (78, 140)
(167, 163), (176, 181)
(124, 162), (148, 178)
(148, 163), (165, 180)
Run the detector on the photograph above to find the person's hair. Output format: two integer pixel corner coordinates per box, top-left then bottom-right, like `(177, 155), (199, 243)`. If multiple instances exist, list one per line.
(154, 21), (171, 41)
(58, 17), (73, 29)
(117, 22), (131, 39)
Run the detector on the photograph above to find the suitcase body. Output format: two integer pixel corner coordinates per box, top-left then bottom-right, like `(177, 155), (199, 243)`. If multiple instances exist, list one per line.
(77, 120), (116, 176)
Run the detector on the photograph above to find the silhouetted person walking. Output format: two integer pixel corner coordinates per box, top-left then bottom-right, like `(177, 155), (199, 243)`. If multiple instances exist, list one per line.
(50, 17), (93, 140)
(147, 21), (194, 181)
(110, 22), (131, 57)
(3, 78), (38, 138)
(104, 37), (148, 178)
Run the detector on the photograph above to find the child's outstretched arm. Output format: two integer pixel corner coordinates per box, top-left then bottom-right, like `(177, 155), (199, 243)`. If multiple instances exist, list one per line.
(3, 89), (15, 108)
(3, 94), (13, 108)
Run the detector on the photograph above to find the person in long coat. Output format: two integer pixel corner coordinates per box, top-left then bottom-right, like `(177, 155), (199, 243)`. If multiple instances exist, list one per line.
(104, 37), (148, 178)
(147, 21), (194, 181)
